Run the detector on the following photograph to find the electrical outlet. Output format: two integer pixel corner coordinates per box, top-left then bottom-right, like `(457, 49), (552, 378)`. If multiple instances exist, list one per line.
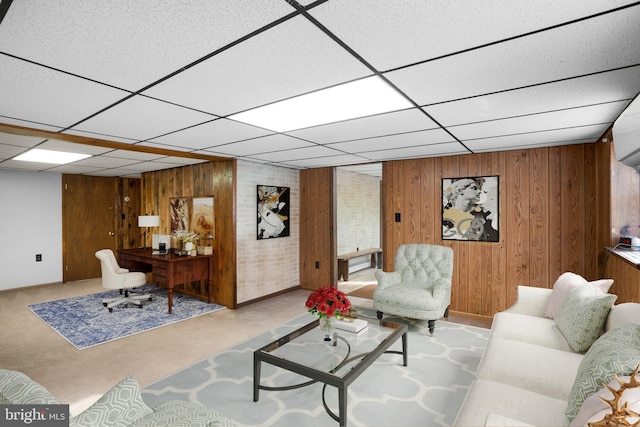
(315, 261), (320, 269)
(35, 254), (42, 262)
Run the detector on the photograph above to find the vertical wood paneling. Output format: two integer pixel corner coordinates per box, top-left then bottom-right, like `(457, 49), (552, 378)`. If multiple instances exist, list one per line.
(141, 160), (236, 308)
(530, 148), (549, 287)
(300, 167), (336, 290)
(380, 142), (615, 318)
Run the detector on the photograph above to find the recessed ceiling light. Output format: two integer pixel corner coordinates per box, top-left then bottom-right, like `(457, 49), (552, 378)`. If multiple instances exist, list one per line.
(13, 148), (92, 164)
(229, 76), (413, 132)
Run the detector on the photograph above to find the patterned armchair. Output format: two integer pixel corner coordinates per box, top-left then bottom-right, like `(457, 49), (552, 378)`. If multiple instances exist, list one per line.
(373, 244), (454, 335)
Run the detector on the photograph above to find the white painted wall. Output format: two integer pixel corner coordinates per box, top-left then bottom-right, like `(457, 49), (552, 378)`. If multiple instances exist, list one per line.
(235, 161), (300, 303)
(0, 170), (62, 290)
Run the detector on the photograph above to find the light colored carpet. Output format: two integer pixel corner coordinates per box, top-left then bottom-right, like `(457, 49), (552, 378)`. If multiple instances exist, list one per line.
(27, 285), (225, 349)
(142, 308), (489, 427)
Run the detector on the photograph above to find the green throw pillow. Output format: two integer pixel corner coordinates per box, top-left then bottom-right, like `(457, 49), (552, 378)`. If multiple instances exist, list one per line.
(566, 324), (640, 422)
(70, 376), (152, 427)
(555, 284), (616, 353)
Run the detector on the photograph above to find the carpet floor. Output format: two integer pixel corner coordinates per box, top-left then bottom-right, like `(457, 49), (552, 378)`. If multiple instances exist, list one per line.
(27, 284), (225, 350)
(142, 308), (489, 427)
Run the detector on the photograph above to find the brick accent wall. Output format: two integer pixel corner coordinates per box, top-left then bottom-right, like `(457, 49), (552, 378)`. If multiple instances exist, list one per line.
(337, 170), (381, 256)
(236, 161), (300, 303)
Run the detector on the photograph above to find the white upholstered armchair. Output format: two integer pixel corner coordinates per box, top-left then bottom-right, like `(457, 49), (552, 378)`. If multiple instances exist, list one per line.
(373, 244), (454, 335)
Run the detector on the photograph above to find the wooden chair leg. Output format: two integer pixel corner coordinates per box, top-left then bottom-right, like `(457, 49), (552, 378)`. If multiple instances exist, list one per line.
(376, 311), (383, 320)
(428, 319), (436, 336)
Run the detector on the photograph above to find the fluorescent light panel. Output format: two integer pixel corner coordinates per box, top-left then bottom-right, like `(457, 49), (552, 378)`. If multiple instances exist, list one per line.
(13, 148), (92, 164)
(229, 76), (413, 132)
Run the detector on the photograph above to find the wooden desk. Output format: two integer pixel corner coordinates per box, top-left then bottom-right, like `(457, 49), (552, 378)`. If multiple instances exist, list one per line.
(117, 248), (214, 314)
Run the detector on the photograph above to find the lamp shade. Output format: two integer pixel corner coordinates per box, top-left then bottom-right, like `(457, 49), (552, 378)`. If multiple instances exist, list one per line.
(138, 215), (160, 227)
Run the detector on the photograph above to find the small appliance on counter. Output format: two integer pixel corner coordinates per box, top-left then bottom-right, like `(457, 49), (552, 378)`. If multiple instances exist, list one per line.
(619, 236), (640, 251)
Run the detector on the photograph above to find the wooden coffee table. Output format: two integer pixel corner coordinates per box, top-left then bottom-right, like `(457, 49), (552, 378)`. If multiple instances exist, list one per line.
(253, 316), (408, 426)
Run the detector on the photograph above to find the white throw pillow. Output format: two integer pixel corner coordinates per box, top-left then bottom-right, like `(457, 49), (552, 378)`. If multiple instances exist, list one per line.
(570, 374), (640, 427)
(544, 272), (613, 319)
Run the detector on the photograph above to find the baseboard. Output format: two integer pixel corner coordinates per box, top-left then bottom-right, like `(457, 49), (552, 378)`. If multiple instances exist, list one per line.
(235, 285), (302, 309)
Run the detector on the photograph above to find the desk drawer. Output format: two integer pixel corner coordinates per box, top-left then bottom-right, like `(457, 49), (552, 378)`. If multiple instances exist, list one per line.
(152, 262), (167, 285)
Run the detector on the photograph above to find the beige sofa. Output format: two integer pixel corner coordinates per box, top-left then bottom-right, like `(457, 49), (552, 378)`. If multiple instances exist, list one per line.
(454, 275), (640, 427)
(0, 369), (235, 426)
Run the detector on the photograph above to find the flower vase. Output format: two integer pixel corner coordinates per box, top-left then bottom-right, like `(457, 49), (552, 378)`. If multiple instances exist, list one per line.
(319, 316), (335, 342)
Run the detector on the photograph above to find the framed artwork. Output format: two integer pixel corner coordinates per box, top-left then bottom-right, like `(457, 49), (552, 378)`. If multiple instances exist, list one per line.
(257, 185), (290, 239)
(170, 197), (190, 233)
(170, 196), (214, 239)
(442, 176), (499, 242)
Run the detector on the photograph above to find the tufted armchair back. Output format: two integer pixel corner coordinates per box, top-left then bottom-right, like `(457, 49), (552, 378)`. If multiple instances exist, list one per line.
(394, 244), (453, 284)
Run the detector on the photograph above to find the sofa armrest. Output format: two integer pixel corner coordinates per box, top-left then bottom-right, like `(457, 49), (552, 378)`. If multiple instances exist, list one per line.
(374, 270), (401, 290)
(504, 285), (552, 317)
(606, 302), (640, 332)
(133, 401), (236, 427)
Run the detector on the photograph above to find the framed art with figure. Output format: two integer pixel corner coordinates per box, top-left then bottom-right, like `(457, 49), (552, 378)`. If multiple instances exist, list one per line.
(257, 185), (290, 239)
(442, 176), (499, 242)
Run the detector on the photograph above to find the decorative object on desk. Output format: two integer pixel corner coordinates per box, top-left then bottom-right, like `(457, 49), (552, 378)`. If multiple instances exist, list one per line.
(138, 215), (160, 248)
(172, 230), (198, 256)
(442, 176), (499, 242)
(305, 285), (352, 341)
(257, 185), (290, 240)
(27, 285), (225, 350)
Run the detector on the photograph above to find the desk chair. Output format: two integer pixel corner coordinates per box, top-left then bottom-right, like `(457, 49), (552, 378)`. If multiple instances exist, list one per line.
(95, 249), (151, 312)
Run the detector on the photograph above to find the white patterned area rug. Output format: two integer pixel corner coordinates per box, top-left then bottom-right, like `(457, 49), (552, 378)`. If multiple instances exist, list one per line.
(27, 285), (225, 350)
(142, 309), (489, 427)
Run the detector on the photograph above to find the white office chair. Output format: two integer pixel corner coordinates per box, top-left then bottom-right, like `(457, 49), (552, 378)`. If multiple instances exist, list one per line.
(95, 249), (151, 312)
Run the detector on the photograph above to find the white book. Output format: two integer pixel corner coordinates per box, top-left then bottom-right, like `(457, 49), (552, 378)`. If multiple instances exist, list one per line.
(334, 318), (368, 333)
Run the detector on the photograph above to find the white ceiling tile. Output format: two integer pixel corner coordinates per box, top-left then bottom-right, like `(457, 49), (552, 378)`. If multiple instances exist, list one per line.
(204, 134), (315, 157)
(0, 159), (55, 171)
(250, 145), (345, 162)
(71, 156), (140, 169)
(386, 6), (640, 105)
(425, 66), (640, 126)
(449, 101), (628, 141)
(38, 140), (113, 155)
(70, 96), (215, 141)
(0, 0), (293, 90)
(0, 56), (130, 129)
(154, 157), (209, 166)
(310, 0), (637, 71)
(47, 164), (107, 174)
(0, 133), (47, 148)
(119, 162), (182, 172)
(282, 154), (369, 168)
(104, 150), (166, 161)
(328, 128), (455, 153)
(61, 130), (139, 145)
(0, 144), (27, 159)
(288, 108), (437, 144)
(150, 118), (272, 149)
(463, 125), (610, 152)
(360, 142), (469, 161)
(89, 169), (141, 178)
(144, 15), (372, 116)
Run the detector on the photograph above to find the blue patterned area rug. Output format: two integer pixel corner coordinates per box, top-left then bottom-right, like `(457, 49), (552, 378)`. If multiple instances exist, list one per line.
(27, 285), (225, 350)
(142, 309), (489, 427)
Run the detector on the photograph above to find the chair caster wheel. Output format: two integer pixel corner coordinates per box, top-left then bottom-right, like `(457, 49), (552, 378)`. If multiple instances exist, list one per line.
(108, 307), (113, 313)
(148, 297), (153, 301)
(103, 303), (107, 307)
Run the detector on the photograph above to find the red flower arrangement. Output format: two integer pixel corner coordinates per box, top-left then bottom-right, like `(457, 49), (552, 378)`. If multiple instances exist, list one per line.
(305, 285), (352, 319)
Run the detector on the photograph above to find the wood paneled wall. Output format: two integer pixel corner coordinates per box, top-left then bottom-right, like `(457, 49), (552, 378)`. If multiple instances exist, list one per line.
(381, 142), (613, 319)
(141, 160), (236, 308)
(300, 167), (337, 290)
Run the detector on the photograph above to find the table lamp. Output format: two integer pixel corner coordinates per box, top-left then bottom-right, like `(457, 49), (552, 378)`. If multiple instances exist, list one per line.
(138, 215), (160, 248)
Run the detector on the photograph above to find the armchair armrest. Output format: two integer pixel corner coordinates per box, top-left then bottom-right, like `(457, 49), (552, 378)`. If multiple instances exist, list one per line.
(505, 285), (552, 317)
(375, 270), (401, 290)
(116, 267), (129, 274)
(433, 277), (452, 304)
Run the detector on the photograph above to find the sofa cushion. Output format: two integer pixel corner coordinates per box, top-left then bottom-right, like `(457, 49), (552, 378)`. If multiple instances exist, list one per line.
(133, 400), (236, 427)
(485, 413), (536, 427)
(0, 369), (61, 405)
(453, 379), (570, 427)
(566, 324), (640, 422)
(555, 284), (616, 353)
(70, 376), (153, 427)
(476, 337), (583, 401)
(544, 272), (613, 319)
(606, 302), (640, 332)
(490, 312), (572, 352)
(570, 374), (640, 427)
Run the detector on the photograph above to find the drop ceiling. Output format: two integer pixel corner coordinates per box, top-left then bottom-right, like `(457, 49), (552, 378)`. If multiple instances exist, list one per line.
(1, 0), (639, 178)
